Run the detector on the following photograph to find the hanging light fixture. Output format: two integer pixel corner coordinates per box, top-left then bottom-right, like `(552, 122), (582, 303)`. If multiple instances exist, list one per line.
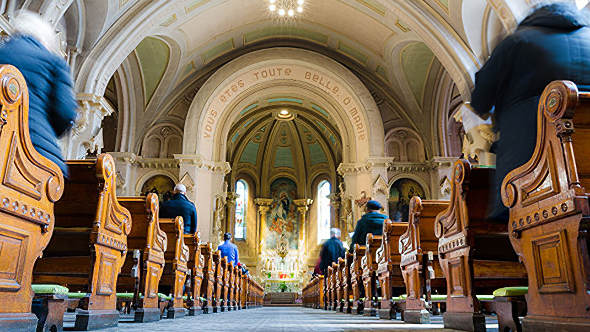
(268, 0), (304, 18)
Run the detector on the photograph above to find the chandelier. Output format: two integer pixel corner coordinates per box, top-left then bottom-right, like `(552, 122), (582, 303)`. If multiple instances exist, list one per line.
(268, 0), (304, 18)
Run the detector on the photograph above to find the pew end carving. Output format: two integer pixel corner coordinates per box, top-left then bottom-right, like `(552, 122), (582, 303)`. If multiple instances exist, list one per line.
(117, 194), (167, 323)
(435, 159), (527, 331)
(351, 244), (366, 315)
(501, 81), (590, 331)
(376, 218), (408, 320)
(158, 216), (189, 319)
(185, 232), (203, 316)
(199, 243), (215, 313)
(399, 196), (449, 323)
(0, 65), (65, 331)
(362, 234), (383, 317)
(34, 155), (131, 330)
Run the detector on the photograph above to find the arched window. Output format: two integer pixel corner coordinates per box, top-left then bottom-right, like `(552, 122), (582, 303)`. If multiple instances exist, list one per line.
(317, 180), (331, 243)
(234, 180), (248, 240)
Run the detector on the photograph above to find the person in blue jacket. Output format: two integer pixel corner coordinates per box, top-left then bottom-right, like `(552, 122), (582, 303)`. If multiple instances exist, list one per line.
(0, 11), (77, 177)
(218, 232), (239, 266)
(471, 3), (590, 221)
(319, 228), (345, 275)
(349, 200), (387, 253)
(159, 184), (198, 234)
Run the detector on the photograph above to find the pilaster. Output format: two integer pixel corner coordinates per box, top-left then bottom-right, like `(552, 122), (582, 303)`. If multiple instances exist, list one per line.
(254, 198), (273, 255)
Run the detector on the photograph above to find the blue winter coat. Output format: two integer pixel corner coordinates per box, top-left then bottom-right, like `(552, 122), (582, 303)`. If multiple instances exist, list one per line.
(0, 35), (77, 177)
(349, 211), (387, 252)
(159, 193), (198, 234)
(319, 237), (345, 275)
(471, 3), (590, 220)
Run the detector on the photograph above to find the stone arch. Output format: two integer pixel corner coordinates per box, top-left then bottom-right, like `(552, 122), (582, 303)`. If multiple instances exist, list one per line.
(141, 123), (183, 158)
(388, 173), (431, 199)
(385, 127), (426, 161)
(183, 47), (384, 164)
(135, 170), (179, 195)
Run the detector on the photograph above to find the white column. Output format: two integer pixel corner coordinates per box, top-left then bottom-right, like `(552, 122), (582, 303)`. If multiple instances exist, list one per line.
(61, 93), (113, 159)
(109, 152), (137, 196)
(175, 154), (230, 243)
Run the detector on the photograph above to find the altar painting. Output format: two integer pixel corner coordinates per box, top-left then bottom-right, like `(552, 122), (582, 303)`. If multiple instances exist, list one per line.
(265, 178), (299, 250)
(388, 178), (425, 222)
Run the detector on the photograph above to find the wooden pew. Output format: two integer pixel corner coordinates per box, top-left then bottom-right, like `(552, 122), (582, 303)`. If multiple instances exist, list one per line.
(33, 154), (131, 330)
(327, 264), (335, 310)
(434, 159), (528, 331)
(342, 253), (354, 313)
(376, 219), (408, 319)
(234, 266), (241, 310)
(117, 194), (167, 323)
(362, 234), (383, 316)
(226, 261), (234, 311)
(240, 272), (248, 309)
(184, 232), (203, 315)
(211, 251), (223, 313)
(158, 217), (189, 319)
(0, 65), (65, 331)
(332, 262), (340, 311)
(399, 196), (449, 323)
(351, 244), (367, 314)
(337, 257), (346, 312)
(199, 243), (215, 313)
(501, 81), (590, 331)
(220, 256), (229, 312)
(317, 275), (325, 309)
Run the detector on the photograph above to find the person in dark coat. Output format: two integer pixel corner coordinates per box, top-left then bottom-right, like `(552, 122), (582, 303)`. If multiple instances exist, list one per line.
(159, 183), (198, 234)
(0, 11), (77, 177)
(471, 2), (590, 221)
(319, 228), (345, 275)
(349, 200), (387, 253)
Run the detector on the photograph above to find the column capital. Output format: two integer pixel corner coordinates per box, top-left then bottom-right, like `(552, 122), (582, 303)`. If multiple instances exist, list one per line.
(226, 191), (239, 204)
(294, 198), (313, 213)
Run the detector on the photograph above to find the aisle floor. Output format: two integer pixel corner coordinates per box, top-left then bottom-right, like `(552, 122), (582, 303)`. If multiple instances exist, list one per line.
(64, 306), (500, 332)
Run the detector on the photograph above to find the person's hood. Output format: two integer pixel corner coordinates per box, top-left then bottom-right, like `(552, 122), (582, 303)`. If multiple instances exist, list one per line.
(519, 3), (590, 30)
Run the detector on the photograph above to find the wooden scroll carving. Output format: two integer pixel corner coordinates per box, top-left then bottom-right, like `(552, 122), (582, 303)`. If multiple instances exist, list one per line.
(399, 196), (448, 323)
(331, 261), (340, 311)
(337, 257), (346, 312)
(212, 250), (223, 312)
(0, 65), (65, 330)
(199, 243), (215, 313)
(502, 81), (590, 331)
(342, 252), (353, 313)
(435, 159), (527, 331)
(158, 216), (189, 318)
(376, 218), (408, 319)
(117, 193), (167, 323)
(34, 154), (131, 330)
(185, 232), (203, 315)
(361, 234), (383, 316)
(351, 244), (366, 315)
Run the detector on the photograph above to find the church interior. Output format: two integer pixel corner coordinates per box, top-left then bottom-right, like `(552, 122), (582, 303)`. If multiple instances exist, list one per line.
(0, 0), (589, 331)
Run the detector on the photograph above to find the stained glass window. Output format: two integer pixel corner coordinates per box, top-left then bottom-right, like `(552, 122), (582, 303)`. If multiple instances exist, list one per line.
(317, 180), (331, 243)
(234, 180), (248, 240)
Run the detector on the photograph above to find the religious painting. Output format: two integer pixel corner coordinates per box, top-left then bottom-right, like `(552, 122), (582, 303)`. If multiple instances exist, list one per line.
(140, 175), (175, 203)
(265, 178), (299, 251)
(388, 178), (425, 222)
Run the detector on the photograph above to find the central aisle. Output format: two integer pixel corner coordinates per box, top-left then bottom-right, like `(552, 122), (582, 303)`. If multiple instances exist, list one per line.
(92, 307), (500, 332)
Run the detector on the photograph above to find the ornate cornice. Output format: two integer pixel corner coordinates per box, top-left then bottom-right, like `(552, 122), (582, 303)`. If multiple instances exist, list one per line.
(174, 154), (231, 174)
(109, 153), (179, 169)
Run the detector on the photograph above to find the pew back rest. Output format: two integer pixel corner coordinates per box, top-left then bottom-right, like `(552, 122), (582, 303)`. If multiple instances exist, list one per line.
(400, 197), (449, 257)
(502, 81), (590, 231)
(118, 194), (166, 256)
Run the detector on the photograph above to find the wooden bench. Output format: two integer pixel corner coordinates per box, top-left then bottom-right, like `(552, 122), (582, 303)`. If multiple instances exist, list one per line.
(342, 253), (354, 313)
(399, 196), (448, 323)
(325, 265), (333, 310)
(351, 244), (367, 314)
(117, 194), (167, 323)
(501, 81), (590, 331)
(234, 266), (242, 310)
(158, 217), (189, 319)
(337, 257), (346, 312)
(362, 234), (383, 316)
(199, 243), (215, 313)
(220, 256), (229, 312)
(376, 219), (408, 319)
(33, 154), (131, 330)
(212, 250), (223, 312)
(184, 232), (203, 315)
(332, 262), (340, 311)
(0, 65), (65, 331)
(435, 159), (528, 331)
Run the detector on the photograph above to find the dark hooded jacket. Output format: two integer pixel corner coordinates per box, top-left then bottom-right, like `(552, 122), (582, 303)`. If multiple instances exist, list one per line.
(319, 236), (345, 275)
(349, 211), (387, 252)
(0, 36), (77, 177)
(471, 3), (590, 220)
(159, 193), (198, 234)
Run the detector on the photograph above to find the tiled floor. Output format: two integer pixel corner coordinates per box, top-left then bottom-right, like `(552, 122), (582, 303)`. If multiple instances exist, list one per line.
(65, 307), (500, 332)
